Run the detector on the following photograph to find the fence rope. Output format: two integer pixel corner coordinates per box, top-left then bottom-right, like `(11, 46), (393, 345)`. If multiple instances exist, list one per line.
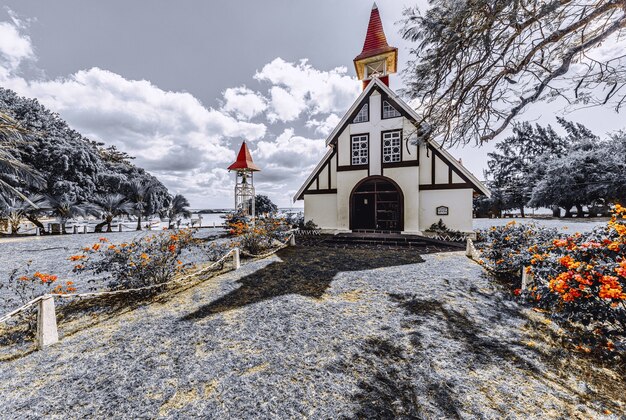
(0, 232), (295, 324)
(239, 232), (295, 259)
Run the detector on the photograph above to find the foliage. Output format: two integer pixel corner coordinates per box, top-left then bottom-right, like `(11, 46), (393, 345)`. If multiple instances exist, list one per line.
(0, 87), (169, 215)
(91, 193), (134, 233)
(478, 207), (626, 345)
(0, 194), (48, 235)
(164, 194), (192, 229)
(72, 230), (199, 291)
(477, 221), (559, 275)
(227, 214), (291, 254)
(255, 194), (278, 215)
(401, 0), (626, 145)
(285, 213), (319, 231)
(0, 261), (74, 326)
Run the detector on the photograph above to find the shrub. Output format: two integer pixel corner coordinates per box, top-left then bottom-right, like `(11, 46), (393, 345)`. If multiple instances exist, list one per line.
(1, 262), (74, 329)
(226, 214), (291, 254)
(477, 221), (558, 275)
(73, 230), (200, 291)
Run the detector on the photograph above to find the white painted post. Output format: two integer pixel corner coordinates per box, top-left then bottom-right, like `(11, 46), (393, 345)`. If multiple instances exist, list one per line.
(37, 296), (59, 349)
(36, 227), (41, 236)
(73, 225), (77, 234)
(521, 267), (533, 290)
(84, 225), (88, 234)
(466, 238), (473, 258)
(119, 223), (123, 232)
(233, 248), (241, 270)
(213, 221), (216, 229)
(289, 234), (296, 246)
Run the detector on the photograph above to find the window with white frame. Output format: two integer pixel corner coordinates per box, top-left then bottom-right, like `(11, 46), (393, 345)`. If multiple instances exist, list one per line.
(353, 103), (369, 123)
(365, 60), (386, 79)
(382, 100), (401, 119)
(351, 134), (369, 165)
(382, 131), (401, 163)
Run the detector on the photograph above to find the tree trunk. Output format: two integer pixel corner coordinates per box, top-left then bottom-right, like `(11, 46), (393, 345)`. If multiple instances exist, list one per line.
(519, 206), (525, 218)
(564, 207), (573, 218)
(551, 206), (561, 218)
(136, 214), (142, 231)
(575, 204), (584, 218)
(94, 221), (107, 233)
(26, 216), (45, 234)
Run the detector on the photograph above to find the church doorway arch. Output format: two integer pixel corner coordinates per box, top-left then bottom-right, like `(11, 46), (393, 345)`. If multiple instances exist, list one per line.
(350, 176), (404, 232)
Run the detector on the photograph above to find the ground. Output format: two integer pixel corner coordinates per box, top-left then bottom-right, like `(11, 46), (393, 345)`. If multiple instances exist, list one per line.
(1, 246), (623, 419)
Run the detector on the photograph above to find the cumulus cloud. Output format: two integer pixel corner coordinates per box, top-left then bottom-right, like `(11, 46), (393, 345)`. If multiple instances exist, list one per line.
(305, 113), (341, 136)
(221, 86), (267, 121)
(255, 58), (360, 123)
(0, 17), (360, 207)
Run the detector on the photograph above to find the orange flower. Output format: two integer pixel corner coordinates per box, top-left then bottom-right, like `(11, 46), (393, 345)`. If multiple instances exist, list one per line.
(140, 253), (149, 260)
(168, 244), (176, 253)
(69, 255), (85, 261)
(513, 288), (521, 296)
(108, 245), (116, 250)
(99, 237), (108, 243)
(608, 242), (621, 252)
(92, 243), (101, 251)
(553, 239), (568, 247)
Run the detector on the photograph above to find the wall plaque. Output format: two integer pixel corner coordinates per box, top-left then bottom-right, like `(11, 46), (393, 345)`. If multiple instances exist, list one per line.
(436, 206), (449, 216)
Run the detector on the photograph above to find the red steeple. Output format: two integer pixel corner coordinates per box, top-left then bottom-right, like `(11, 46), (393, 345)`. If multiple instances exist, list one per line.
(353, 3), (398, 89)
(227, 141), (260, 172)
(354, 3), (396, 61)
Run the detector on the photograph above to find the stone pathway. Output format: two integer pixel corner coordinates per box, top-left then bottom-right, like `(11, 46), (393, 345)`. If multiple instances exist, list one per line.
(0, 246), (623, 418)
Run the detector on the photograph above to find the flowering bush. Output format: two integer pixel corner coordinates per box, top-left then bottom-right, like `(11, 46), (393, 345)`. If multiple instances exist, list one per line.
(479, 206), (626, 348)
(72, 229), (200, 291)
(477, 221), (558, 275)
(0, 262), (74, 329)
(226, 213), (291, 254)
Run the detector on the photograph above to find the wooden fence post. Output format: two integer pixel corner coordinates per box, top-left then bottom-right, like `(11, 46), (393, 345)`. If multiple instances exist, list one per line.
(521, 267), (533, 290)
(37, 296), (59, 349)
(119, 223), (123, 232)
(36, 227), (41, 236)
(466, 238), (473, 258)
(289, 234), (296, 246)
(233, 248), (240, 270)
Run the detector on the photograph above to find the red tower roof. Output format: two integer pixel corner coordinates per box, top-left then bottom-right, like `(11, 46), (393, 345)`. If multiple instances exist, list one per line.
(227, 141), (260, 171)
(354, 3), (396, 61)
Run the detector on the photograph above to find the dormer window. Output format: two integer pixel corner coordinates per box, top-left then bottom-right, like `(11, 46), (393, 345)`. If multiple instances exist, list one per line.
(365, 60), (386, 79)
(353, 103), (369, 123)
(382, 100), (401, 119)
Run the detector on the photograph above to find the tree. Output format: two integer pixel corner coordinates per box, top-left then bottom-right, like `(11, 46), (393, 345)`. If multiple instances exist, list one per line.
(92, 193), (134, 233)
(486, 121), (568, 216)
(44, 194), (94, 234)
(255, 194), (278, 215)
(401, 0), (626, 146)
(165, 194), (192, 229)
(0, 112), (44, 201)
(127, 181), (152, 231)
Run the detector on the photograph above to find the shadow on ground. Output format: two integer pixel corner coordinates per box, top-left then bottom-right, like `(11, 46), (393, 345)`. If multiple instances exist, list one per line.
(181, 246), (425, 321)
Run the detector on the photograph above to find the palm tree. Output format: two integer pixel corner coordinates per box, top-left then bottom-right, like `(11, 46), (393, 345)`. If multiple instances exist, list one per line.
(166, 194), (192, 229)
(0, 194), (48, 235)
(0, 112), (44, 202)
(44, 194), (95, 234)
(127, 181), (152, 231)
(92, 193), (134, 232)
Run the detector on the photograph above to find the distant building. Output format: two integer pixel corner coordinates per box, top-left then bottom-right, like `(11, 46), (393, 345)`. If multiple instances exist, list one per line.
(294, 4), (489, 234)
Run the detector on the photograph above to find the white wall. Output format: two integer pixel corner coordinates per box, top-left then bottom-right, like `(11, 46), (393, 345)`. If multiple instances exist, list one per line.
(304, 194), (338, 230)
(419, 189), (474, 232)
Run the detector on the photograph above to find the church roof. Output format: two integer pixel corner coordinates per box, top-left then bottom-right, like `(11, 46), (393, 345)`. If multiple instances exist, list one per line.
(228, 141), (260, 171)
(354, 3), (397, 62)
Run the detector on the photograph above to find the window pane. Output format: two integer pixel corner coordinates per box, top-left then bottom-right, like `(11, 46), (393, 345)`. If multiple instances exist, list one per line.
(382, 131), (401, 163)
(382, 101), (401, 119)
(351, 135), (368, 165)
(353, 104), (369, 123)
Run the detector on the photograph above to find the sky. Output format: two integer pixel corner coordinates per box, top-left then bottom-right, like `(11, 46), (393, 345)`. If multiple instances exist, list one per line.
(0, 1), (625, 209)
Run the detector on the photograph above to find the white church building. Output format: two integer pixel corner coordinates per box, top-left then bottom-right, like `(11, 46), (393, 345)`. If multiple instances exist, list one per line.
(294, 4), (490, 234)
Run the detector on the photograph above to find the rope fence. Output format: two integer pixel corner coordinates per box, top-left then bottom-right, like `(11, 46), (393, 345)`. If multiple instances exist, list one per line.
(0, 232), (296, 350)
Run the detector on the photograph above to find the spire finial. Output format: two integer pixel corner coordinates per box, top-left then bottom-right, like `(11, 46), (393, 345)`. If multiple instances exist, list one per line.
(372, 2), (378, 10)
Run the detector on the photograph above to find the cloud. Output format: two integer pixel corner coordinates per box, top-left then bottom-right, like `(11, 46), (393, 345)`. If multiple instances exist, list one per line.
(0, 17), (361, 208)
(0, 20), (34, 77)
(305, 113), (341, 136)
(255, 58), (360, 123)
(221, 86), (267, 121)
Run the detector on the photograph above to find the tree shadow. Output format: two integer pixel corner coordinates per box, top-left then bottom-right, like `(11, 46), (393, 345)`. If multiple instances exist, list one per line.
(181, 246), (424, 321)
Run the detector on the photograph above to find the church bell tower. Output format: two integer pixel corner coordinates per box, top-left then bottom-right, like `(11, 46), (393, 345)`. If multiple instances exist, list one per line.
(353, 3), (398, 90)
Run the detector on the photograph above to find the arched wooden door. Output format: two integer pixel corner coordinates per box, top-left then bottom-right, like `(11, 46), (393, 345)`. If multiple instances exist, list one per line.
(350, 176), (403, 232)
